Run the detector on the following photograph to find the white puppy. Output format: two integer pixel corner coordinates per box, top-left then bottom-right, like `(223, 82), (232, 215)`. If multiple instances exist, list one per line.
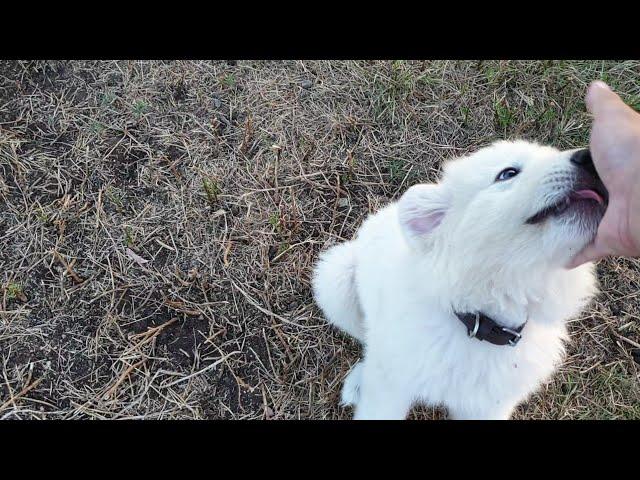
(312, 140), (608, 420)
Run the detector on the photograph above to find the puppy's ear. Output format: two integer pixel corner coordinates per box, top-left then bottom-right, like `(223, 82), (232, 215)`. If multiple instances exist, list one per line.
(398, 183), (449, 245)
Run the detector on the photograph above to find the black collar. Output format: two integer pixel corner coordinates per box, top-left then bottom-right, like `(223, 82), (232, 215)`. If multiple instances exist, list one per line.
(455, 312), (526, 347)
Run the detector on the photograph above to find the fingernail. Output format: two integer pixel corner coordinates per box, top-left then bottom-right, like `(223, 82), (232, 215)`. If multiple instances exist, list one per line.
(592, 80), (611, 91)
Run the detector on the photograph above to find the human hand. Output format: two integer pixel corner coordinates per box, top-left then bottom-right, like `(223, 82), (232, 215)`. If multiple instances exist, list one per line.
(568, 81), (640, 268)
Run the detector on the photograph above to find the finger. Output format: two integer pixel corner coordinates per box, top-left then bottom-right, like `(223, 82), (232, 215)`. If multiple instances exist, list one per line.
(566, 248), (600, 269)
(585, 81), (625, 116)
(566, 240), (613, 269)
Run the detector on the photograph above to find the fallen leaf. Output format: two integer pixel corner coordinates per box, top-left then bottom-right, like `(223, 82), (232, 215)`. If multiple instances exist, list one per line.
(126, 248), (149, 266)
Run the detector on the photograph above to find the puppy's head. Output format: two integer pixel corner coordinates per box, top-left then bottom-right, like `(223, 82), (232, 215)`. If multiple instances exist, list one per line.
(398, 140), (608, 271)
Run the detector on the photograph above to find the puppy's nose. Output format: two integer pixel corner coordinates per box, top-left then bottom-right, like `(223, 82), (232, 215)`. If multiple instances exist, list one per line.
(570, 149), (597, 176)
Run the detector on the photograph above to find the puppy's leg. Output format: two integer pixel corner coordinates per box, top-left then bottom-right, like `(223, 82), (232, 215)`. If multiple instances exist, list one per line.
(312, 242), (365, 342)
(351, 360), (413, 420)
(340, 361), (363, 407)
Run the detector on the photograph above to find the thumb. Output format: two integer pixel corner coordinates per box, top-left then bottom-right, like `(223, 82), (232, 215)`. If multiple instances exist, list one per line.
(586, 80), (625, 116)
(566, 238), (614, 269)
(566, 244), (604, 269)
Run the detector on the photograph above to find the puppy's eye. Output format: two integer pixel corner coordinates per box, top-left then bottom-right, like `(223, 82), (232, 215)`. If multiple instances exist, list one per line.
(495, 167), (520, 182)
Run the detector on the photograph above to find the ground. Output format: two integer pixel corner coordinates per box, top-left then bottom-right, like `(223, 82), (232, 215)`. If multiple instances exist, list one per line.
(0, 60), (639, 420)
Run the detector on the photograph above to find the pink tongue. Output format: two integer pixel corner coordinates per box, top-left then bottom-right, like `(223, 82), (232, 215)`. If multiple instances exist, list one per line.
(574, 189), (604, 204)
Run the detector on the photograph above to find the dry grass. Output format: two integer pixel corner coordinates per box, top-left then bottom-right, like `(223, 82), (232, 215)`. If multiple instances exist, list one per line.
(0, 60), (639, 420)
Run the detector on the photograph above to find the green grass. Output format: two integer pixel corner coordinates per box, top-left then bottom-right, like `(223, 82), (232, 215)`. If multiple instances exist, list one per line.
(133, 100), (149, 118)
(625, 94), (640, 111)
(202, 178), (221, 204)
(221, 74), (236, 88)
(105, 186), (124, 210)
(459, 105), (471, 125)
(100, 91), (116, 107)
(340, 150), (357, 185)
(387, 158), (412, 185)
(5, 282), (23, 301)
(91, 121), (104, 135)
(557, 364), (640, 420)
(585, 364), (640, 420)
(484, 64), (502, 84)
(277, 242), (290, 256)
(371, 61), (415, 123)
(268, 212), (282, 234)
(495, 100), (513, 130)
(35, 205), (50, 223)
(123, 226), (135, 247)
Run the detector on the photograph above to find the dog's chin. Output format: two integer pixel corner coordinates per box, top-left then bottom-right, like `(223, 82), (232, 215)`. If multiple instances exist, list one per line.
(559, 200), (604, 232)
(571, 199), (606, 220)
(528, 186), (606, 247)
(548, 206), (604, 266)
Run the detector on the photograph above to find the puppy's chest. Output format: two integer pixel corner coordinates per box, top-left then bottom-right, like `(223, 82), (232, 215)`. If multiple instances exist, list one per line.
(373, 302), (567, 396)
(405, 315), (566, 400)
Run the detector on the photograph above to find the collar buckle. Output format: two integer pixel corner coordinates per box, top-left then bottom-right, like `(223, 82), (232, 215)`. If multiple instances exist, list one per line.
(501, 327), (522, 347)
(468, 312), (481, 338)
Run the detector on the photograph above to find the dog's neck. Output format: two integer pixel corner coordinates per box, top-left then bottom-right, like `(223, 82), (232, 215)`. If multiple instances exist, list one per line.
(414, 253), (564, 330)
(450, 272), (544, 330)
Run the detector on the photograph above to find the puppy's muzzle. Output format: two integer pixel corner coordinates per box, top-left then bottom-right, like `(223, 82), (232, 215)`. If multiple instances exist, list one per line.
(570, 148), (609, 204)
(526, 148), (609, 225)
(570, 149), (597, 177)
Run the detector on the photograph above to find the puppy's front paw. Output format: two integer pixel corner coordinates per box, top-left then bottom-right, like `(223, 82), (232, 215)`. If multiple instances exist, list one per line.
(340, 362), (363, 407)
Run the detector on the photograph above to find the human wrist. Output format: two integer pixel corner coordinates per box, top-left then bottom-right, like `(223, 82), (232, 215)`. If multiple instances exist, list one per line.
(629, 168), (640, 256)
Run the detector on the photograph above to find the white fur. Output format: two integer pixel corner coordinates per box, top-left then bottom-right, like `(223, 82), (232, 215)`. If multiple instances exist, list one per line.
(312, 140), (599, 420)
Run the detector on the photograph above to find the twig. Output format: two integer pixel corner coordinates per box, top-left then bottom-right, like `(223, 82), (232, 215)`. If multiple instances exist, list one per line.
(611, 330), (640, 349)
(160, 352), (241, 389)
(52, 250), (84, 284)
(229, 279), (310, 329)
(103, 359), (147, 400)
(0, 377), (44, 412)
